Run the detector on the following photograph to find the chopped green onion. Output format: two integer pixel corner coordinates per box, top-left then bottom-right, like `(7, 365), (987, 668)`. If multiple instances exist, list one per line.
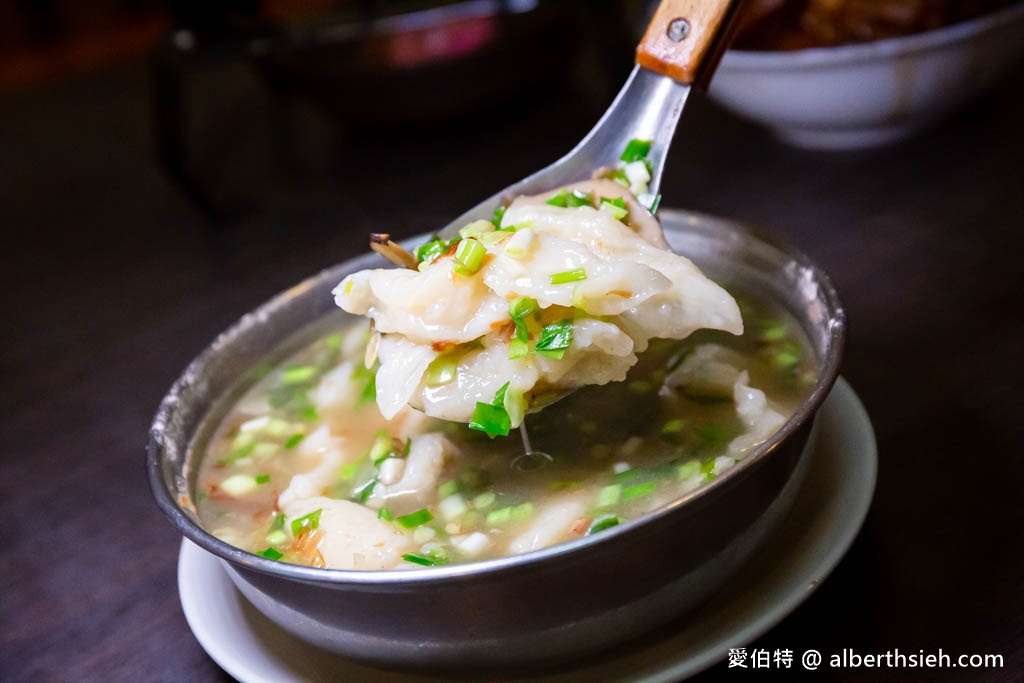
(396, 508), (434, 528)
(492, 204), (507, 227)
(219, 441), (255, 466)
(284, 433), (304, 449)
(402, 552), (444, 567)
(502, 385), (526, 429)
(587, 514), (623, 535)
(324, 333), (342, 349)
(623, 482), (656, 500)
(620, 139), (652, 162)
(638, 192), (662, 213)
(661, 418), (686, 435)
(453, 238), (487, 275)
(299, 406), (319, 422)
(509, 296), (538, 342)
(290, 508), (323, 536)
(473, 491), (497, 509)
(772, 341), (803, 369)
(486, 502), (533, 526)
(545, 189), (569, 207)
(258, 547), (284, 560)
(220, 474), (258, 496)
(700, 459), (717, 480)
(281, 365), (317, 385)
(266, 515), (287, 544)
(351, 362), (377, 406)
(493, 381), (510, 407)
(338, 462), (359, 481)
(459, 219), (496, 239)
(503, 227), (533, 258)
(600, 196), (629, 221)
(426, 352), (460, 386)
(566, 189), (592, 207)
(369, 433), (395, 463)
(597, 484), (622, 507)
(508, 338), (529, 359)
(470, 402), (511, 438)
(534, 318), (574, 359)
(439, 493), (468, 521)
(438, 480), (459, 499)
(255, 473), (271, 485)
(549, 268), (587, 285)
(415, 237), (450, 264)
(677, 460), (701, 480)
(353, 477), (377, 503)
(377, 507), (393, 521)
(486, 506), (512, 525)
(265, 530), (287, 545)
(510, 502), (534, 520)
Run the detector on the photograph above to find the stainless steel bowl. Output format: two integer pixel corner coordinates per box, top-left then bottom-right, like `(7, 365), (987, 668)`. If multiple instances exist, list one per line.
(148, 209), (845, 670)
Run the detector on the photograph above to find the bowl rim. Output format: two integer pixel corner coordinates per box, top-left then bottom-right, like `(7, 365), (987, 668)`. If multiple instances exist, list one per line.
(720, 2), (1024, 69)
(147, 208), (845, 587)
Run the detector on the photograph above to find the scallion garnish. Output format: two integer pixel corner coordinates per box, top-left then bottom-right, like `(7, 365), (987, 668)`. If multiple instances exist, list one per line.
(255, 473), (270, 484)
(438, 480), (459, 499)
(281, 365), (317, 385)
(534, 318), (574, 359)
(566, 189), (592, 207)
(545, 189), (569, 207)
(661, 418), (686, 435)
(353, 477), (377, 503)
(472, 491), (497, 509)
(677, 460), (701, 480)
(351, 362), (377, 406)
(638, 192), (662, 213)
(549, 268), (587, 285)
(415, 236), (450, 264)
(453, 237), (487, 275)
(402, 552), (444, 567)
(509, 296), (538, 342)
(587, 514), (623, 535)
(284, 433), (304, 449)
(396, 508), (434, 528)
(508, 338), (529, 359)
(597, 484), (622, 507)
(218, 441), (255, 466)
(290, 508), (323, 536)
(620, 138), (652, 162)
(258, 547), (284, 560)
(469, 382), (514, 438)
(492, 204), (507, 227)
(623, 482), (656, 500)
(600, 196), (629, 221)
(377, 507), (393, 521)
(469, 402), (511, 438)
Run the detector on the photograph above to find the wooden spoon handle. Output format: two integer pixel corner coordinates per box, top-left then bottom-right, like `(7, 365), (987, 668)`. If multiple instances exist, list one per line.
(636, 0), (743, 88)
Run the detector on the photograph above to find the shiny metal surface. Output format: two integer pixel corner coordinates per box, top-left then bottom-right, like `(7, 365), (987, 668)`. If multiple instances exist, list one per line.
(437, 66), (690, 238)
(148, 209), (845, 670)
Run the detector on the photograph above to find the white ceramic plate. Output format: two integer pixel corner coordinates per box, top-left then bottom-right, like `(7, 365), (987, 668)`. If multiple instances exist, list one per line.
(179, 377), (876, 682)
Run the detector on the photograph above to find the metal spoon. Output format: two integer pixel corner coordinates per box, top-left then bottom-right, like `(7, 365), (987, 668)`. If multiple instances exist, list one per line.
(398, 0), (744, 435)
(436, 0), (744, 240)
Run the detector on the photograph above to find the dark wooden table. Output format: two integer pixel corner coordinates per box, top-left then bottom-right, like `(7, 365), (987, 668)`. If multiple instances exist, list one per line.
(2, 53), (1021, 682)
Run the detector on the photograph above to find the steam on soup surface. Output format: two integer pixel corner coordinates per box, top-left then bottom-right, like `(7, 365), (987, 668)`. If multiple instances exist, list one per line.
(196, 290), (816, 570)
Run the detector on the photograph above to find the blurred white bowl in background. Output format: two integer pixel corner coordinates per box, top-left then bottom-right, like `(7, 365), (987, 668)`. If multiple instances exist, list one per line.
(708, 3), (1024, 150)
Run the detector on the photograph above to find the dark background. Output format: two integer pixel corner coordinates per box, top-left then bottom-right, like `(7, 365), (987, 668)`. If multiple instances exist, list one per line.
(1, 1), (1022, 681)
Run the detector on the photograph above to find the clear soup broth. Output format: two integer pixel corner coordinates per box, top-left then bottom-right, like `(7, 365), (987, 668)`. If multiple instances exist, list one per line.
(197, 288), (816, 570)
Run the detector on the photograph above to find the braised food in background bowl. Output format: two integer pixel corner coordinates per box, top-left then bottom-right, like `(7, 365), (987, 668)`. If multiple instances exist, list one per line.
(708, 1), (1024, 148)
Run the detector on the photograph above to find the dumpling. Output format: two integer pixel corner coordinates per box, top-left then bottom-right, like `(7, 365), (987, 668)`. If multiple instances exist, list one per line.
(333, 182), (742, 428)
